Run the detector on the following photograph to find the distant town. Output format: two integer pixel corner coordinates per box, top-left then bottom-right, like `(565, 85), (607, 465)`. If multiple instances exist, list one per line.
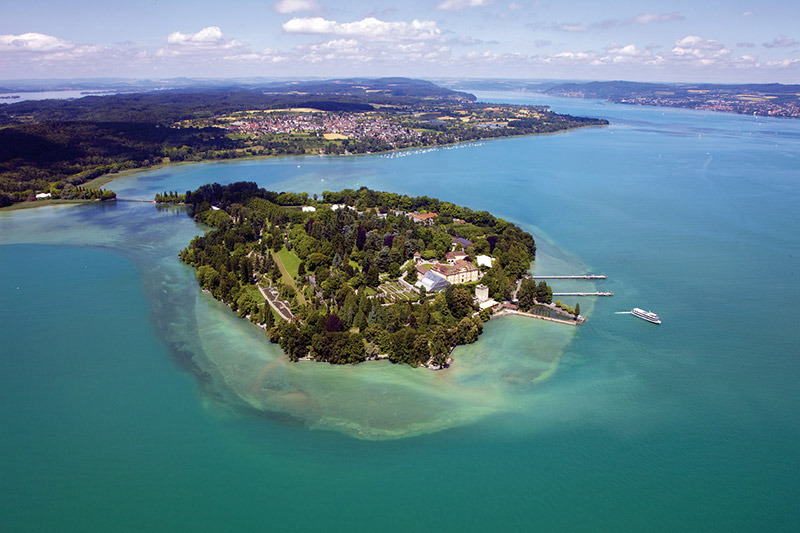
(177, 99), (607, 156)
(546, 82), (800, 118)
(443, 79), (800, 119)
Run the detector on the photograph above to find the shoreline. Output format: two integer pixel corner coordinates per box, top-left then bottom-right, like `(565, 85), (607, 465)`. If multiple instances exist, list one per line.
(3, 121), (608, 211)
(87, 124), (606, 190)
(0, 197), (114, 212)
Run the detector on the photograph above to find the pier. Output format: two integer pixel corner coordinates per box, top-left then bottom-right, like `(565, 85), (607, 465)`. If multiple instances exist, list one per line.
(530, 274), (607, 279)
(553, 292), (614, 297)
(494, 308), (582, 326)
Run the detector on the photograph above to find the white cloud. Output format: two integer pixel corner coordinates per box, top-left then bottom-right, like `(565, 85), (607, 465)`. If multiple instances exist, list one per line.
(309, 39), (360, 51)
(556, 23), (589, 32)
(763, 35), (797, 48)
(514, 34), (761, 75)
(437, 0), (494, 11)
(0, 32), (145, 77)
(671, 35), (730, 61)
(605, 44), (651, 57)
(552, 12), (683, 32)
(2, 23), (798, 82)
(549, 51), (594, 61)
(223, 49), (287, 63)
(272, 0), (320, 14)
(0, 32), (74, 53)
(766, 58), (800, 67)
(157, 26), (246, 57)
(732, 55), (758, 67)
(593, 44), (654, 65)
(283, 17), (441, 41)
(630, 12), (683, 24)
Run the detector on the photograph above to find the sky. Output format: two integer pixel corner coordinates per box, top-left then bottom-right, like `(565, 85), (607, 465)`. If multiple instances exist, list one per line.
(1, 0), (799, 83)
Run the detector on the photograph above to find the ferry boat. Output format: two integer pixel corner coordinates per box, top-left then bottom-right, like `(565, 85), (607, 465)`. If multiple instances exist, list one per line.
(631, 308), (662, 325)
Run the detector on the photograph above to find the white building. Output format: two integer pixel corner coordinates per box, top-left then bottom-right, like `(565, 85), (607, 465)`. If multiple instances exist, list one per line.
(301, 206), (317, 212)
(475, 284), (497, 310)
(475, 284), (489, 302)
(476, 255), (495, 268)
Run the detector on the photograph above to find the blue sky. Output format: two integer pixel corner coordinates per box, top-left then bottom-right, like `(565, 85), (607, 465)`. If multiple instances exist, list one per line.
(1, 0), (798, 83)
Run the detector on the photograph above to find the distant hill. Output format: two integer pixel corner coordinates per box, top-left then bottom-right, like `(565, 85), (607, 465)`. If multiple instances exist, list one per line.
(542, 81), (800, 118)
(260, 77), (475, 100)
(543, 80), (800, 99)
(438, 78), (800, 118)
(0, 78), (475, 125)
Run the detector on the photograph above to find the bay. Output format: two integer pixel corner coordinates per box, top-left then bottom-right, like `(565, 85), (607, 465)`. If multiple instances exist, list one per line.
(1, 92), (799, 530)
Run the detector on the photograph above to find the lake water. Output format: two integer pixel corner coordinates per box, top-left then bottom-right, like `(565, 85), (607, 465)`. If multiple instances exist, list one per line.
(2, 92), (799, 530)
(0, 90), (128, 103)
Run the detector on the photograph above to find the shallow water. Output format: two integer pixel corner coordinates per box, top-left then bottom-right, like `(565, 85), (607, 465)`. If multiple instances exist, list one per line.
(2, 92), (799, 530)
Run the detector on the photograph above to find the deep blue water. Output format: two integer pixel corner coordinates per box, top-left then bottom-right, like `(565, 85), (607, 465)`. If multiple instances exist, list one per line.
(2, 93), (799, 530)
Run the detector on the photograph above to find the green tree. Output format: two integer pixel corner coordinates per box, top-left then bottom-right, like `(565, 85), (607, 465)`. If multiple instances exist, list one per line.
(413, 334), (431, 364)
(517, 278), (538, 311)
(366, 265), (380, 288)
(445, 285), (474, 319)
(387, 262), (401, 280)
(406, 262), (418, 283)
(264, 305), (275, 329)
(535, 280), (553, 304)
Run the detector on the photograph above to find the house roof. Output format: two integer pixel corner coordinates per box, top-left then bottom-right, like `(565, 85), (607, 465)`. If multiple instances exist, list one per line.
(417, 271), (450, 292)
(431, 260), (478, 278)
(445, 251), (468, 260)
(450, 236), (473, 248)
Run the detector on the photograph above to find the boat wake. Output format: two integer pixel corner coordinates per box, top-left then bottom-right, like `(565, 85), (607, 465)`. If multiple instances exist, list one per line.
(615, 311), (632, 314)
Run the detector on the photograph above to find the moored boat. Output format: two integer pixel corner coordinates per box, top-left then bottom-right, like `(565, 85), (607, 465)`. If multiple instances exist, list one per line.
(631, 307), (661, 324)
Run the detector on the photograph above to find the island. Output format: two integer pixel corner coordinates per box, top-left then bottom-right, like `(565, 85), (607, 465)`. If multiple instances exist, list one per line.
(174, 182), (581, 368)
(0, 77), (607, 209)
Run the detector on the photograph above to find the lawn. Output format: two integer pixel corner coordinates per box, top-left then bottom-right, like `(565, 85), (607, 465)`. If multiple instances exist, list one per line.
(272, 246), (305, 305)
(276, 245), (301, 278)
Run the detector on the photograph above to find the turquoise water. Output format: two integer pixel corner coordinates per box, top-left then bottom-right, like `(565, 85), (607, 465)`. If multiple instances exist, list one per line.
(2, 93), (799, 530)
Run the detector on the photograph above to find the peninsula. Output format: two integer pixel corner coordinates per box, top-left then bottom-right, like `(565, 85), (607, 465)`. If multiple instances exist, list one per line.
(175, 182), (580, 367)
(0, 77), (607, 209)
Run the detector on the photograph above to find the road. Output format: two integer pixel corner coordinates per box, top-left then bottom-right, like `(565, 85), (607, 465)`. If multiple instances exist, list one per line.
(257, 284), (293, 321)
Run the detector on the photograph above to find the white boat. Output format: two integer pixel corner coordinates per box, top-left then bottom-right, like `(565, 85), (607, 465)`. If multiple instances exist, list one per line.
(631, 308), (661, 324)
